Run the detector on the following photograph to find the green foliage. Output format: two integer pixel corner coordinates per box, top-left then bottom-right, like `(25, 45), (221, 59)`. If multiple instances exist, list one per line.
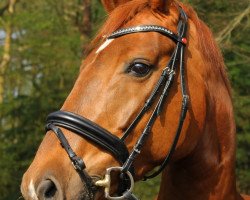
(0, 0), (81, 199)
(134, 177), (161, 199)
(0, 0), (249, 199)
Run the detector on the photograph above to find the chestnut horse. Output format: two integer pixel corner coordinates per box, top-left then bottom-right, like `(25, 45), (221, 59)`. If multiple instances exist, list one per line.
(21, 0), (250, 199)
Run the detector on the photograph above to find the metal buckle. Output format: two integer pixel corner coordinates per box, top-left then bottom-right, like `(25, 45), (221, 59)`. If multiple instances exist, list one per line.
(95, 167), (135, 200)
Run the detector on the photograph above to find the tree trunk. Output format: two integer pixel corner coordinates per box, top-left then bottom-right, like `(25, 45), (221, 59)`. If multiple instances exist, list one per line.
(0, 0), (17, 104)
(77, 0), (92, 39)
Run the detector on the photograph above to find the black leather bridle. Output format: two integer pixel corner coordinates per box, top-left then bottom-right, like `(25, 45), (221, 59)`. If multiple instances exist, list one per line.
(45, 7), (188, 199)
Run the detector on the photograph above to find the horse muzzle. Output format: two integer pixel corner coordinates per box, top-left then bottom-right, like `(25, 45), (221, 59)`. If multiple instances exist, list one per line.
(21, 167), (97, 200)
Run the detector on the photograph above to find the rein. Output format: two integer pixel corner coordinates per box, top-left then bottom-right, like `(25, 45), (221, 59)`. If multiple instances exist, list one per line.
(46, 7), (188, 200)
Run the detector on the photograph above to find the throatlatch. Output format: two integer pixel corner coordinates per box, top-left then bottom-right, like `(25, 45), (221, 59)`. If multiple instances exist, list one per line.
(46, 7), (188, 200)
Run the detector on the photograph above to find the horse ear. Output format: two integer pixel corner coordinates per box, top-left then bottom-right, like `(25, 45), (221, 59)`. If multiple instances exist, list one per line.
(101, 0), (132, 12)
(148, 0), (172, 11)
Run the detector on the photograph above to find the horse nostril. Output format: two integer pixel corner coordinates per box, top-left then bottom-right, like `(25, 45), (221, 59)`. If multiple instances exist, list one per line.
(46, 180), (56, 198)
(37, 179), (61, 199)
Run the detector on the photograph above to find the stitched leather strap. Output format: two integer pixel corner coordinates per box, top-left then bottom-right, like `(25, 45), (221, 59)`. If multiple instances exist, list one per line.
(46, 111), (130, 165)
(46, 123), (86, 171)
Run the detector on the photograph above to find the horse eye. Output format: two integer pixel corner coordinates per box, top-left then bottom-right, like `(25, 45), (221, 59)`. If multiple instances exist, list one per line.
(127, 62), (151, 77)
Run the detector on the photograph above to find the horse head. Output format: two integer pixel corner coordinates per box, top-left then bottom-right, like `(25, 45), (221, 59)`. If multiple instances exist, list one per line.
(21, 0), (243, 199)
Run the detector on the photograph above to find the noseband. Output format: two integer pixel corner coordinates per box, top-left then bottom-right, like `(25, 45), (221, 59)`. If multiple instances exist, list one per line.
(46, 7), (188, 199)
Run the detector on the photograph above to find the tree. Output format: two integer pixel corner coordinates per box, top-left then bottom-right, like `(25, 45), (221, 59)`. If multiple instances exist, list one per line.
(0, 0), (17, 104)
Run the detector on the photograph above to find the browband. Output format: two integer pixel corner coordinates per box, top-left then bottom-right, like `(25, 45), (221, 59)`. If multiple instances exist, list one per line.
(108, 25), (185, 44)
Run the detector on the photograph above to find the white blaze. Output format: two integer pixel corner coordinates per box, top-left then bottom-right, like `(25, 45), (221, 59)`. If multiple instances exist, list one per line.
(96, 39), (114, 54)
(28, 180), (38, 200)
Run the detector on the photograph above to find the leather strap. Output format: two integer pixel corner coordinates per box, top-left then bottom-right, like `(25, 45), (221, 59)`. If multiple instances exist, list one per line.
(117, 7), (189, 179)
(46, 124), (86, 171)
(108, 25), (184, 44)
(143, 7), (189, 180)
(46, 111), (130, 166)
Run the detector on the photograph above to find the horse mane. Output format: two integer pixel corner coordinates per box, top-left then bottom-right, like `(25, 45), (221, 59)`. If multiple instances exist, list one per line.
(86, 0), (231, 96)
(180, 3), (232, 97)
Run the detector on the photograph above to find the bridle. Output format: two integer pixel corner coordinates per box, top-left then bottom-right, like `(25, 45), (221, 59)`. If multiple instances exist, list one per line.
(46, 7), (188, 199)
(45, 7), (188, 200)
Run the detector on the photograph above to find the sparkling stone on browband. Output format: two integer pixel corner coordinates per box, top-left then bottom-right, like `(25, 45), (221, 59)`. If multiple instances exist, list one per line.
(107, 25), (186, 44)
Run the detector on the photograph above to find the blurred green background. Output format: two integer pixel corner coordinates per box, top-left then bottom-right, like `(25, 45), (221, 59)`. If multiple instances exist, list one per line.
(0, 0), (249, 199)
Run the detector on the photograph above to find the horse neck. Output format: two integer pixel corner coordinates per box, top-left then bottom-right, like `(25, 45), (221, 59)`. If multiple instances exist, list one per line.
(157, 83), (241, 199)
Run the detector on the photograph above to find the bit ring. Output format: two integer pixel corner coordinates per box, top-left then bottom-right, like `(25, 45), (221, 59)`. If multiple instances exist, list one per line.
(95, 167), (135, 200)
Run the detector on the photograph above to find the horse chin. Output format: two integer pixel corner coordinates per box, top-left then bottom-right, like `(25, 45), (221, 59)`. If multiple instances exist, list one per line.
(73, 189), (107, 200)
(68, 172), (98, 200)
(71, 190), (96, 200)
(65, 183), (97, 200)
(50, 171), (98, 200)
